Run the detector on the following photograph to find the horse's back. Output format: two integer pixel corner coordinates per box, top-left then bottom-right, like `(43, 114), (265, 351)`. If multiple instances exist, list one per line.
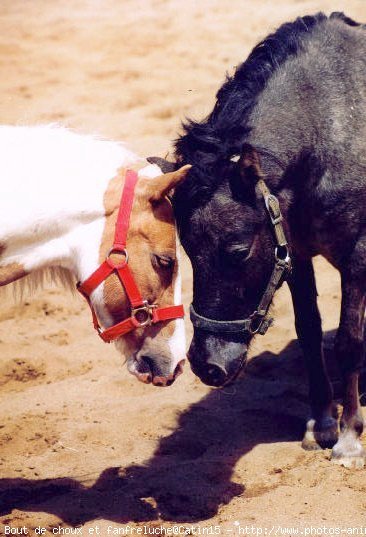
(0, 125), (137, 193)
(0, 126), (139, 237)
(298, 16), (366, 173)
(251, 14), (366, 181)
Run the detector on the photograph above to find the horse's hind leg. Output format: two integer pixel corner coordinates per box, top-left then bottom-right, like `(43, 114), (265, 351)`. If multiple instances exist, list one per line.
(289, 257), (338, 450)
(331, 273), (366, 468)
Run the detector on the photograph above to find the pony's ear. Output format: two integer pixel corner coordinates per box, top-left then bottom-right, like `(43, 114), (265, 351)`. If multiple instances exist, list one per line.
(148, 165), (192, 202)
(230, 144), (263, 205)
(147, 156), (177, 174)
(239, 143), (264, 184)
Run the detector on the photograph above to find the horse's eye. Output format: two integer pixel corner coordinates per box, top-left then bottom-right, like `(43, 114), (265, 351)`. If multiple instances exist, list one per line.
(226, 246), (251, 265)
(154, 254), (175, 269)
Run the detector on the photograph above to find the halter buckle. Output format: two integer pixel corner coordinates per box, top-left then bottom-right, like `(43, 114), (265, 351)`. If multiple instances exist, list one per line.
(265, 194), (282, 224)
(131, 301), (157, 327)
(249, 312), (273, 335)
(275, 245), (292, 272)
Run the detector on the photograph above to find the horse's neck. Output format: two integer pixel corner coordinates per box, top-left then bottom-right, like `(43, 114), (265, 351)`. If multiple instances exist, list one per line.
(0, 126), (144, 287)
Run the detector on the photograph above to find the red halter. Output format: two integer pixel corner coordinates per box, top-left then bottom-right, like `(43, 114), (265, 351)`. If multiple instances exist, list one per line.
(77, 169), (184, 343)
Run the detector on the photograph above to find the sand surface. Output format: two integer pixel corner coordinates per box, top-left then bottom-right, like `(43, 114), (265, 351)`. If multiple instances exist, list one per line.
(1, 0), (366, 533)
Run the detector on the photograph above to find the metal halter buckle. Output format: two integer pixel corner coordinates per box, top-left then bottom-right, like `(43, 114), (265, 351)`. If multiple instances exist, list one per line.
(248, 311), (272, 335)
(265, 194), (282, 225)
(248, 312), (264, 334)
(131, 301), (157, 327)
(249, 312), (274, 335)
(275, 246), (292, 273)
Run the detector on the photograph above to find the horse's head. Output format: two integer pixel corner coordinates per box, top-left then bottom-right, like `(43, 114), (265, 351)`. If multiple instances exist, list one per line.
(174, 146), (286, 387)
(94, 164), (191, 387)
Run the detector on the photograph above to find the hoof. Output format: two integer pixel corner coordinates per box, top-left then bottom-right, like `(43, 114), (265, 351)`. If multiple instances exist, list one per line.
(302, 418), (338, 451)
(331, 430), (365, 469)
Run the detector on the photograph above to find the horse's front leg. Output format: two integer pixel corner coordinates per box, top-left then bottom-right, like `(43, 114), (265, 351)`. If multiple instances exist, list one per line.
(331, 274), (366, 468)
(288, 257), (338, 450)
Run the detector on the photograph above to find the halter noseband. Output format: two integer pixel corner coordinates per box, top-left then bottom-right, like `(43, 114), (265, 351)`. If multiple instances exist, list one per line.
(190, 179), (291, 336)
(77, 169), (184, 343)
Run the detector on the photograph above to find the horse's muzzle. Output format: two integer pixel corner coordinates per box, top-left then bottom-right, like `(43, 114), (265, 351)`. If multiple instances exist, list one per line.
(188, 336), (247, 387)
(128, 355), (185, 387)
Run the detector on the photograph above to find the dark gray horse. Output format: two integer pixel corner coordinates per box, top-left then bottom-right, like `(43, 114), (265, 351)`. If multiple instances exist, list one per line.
(152, 12), (366, 468)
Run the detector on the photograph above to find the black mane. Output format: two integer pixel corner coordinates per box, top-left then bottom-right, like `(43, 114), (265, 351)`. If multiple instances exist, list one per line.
(173, 11), (362, 218)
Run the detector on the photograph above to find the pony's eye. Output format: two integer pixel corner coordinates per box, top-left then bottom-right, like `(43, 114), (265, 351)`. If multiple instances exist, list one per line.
(154, 254), (175, 269)
(226, 246), (251, 265)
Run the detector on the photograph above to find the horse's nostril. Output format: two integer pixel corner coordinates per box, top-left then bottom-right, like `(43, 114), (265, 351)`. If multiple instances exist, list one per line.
(174, 359), (185, 378)
(154, 380), (164, 387)
(205, 363), (228, 387)
(140, 372), (152, 384)
(140, 355), (154, 373)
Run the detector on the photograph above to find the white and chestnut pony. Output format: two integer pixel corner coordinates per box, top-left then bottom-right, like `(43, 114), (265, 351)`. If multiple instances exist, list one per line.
(0, 125), (190, 386)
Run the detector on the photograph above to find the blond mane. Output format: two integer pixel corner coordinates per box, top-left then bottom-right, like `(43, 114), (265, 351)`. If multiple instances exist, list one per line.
(1, 267), (75, 301)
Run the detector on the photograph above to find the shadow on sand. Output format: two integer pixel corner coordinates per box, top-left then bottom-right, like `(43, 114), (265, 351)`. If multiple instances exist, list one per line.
(0, 329), (355, 525)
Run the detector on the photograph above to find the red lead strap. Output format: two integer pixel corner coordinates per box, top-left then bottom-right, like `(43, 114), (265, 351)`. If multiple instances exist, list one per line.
(77, 169), (184, 343)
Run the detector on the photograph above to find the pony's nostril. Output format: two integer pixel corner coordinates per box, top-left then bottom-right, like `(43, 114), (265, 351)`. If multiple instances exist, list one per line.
(174, 359), (185, 378)
(154, 380), (164, 387)
(138, 355), (180, 386)
(140, 355), (154, 373)
(152, 375), (173, 387)
(205, 363), (228, 387)
(140, 372), (152, 384)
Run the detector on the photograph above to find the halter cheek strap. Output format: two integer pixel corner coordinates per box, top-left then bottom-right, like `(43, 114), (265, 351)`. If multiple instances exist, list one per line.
(77, 169), (184, 343)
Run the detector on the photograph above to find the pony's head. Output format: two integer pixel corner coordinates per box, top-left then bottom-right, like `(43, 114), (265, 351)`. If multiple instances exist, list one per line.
(91, 165), (190, 387)
(174, 147), (283, 387)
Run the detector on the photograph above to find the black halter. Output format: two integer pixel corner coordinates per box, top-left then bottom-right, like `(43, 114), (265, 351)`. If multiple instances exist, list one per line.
(189, 179), (292, 336)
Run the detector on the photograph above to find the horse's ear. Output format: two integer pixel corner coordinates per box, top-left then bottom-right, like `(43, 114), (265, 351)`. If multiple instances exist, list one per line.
(239, 144), (264, 184)
(230, 144), (263, 204)
(147, 156), (177, 174)
(148, 165), (192, 202)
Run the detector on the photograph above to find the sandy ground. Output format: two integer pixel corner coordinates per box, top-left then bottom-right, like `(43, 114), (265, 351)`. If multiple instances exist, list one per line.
(1, 0), (366, 533)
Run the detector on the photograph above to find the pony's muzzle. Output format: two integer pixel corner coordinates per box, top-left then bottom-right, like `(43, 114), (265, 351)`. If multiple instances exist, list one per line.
(188, 334), (247, 387)
(129, 354), (185, 387)
(190, 355), (246, 387)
